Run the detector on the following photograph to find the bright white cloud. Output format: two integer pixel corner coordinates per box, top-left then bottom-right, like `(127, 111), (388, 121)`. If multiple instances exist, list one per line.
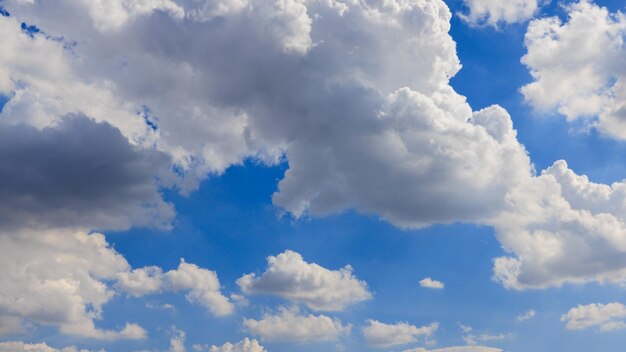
(460, 0), (543, 26)
(521, 0), (626, 139)
(0, 228), (146, 340)
(561, 302), (626, 332)
(237, 250), (371, 311)
(193, 338), (266, 352)
(117, 260), (234, 316)
(243, 307), (350, 343)
(492, 160), (626, 289)
(420, 277), (445, 289)
(363, 320), (438, 348)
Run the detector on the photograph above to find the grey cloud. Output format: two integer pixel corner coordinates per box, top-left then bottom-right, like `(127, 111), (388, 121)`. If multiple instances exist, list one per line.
(0, 115), (174, 230)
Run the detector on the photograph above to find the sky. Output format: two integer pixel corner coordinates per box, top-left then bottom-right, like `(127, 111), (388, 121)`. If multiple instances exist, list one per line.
(1, 0), (626, 351)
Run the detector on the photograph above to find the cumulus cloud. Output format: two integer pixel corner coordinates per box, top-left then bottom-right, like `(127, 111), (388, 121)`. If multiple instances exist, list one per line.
(0, 0), (624, 312)
(420, 277), (445, 289)
(0, 227), (146, 340)
(521, 0), (626, 139)
(561, 302), (626, 332)
(192, 338), (266, 352)
(237, 250), (371, 311)
(0, 115), (174, 231)
(117, 260), (234, 316)
(0, 341), (98, 352)
(492, 159), (626, 289)
(459, 0), (544, 26)
(363, 320), (438, 348)
(243, 307), (350, 343)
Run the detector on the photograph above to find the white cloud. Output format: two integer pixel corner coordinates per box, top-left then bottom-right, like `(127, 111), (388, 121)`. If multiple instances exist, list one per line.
(243, 307), (350, 343)
(0, 0), (624, 310)
(492, 160), (626, 289)
(0, 227), (146, 340)
(168, 328), (186, 352)
(237, 250), (371, 311)
(521, 0), (626, 139)
(459, 325), (511, 346)
(460, 0), (544, 26)
(363, 320), (438, 348)
(517, 309), (536, 322)
(0, 341), (98, 352)
(117, 259), (234, 316)
(192, 338), (266, 352)
(403, 347), (502, 352)
(561, 302), (626, 332)
(419, 277), (445, 289)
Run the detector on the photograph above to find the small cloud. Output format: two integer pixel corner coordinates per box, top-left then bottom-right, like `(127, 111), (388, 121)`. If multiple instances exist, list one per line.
(419, 277), (444, 290)
(517, 309), (536, 322)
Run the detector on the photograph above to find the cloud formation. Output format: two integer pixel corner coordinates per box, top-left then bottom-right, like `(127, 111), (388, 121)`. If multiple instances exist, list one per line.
(0, 341), (96, 352)
(195, 338), (266, 352)
(561, 302), (626, 332)
(117, 259), (234, 316)
(0, 228), (146, 340)
(363, 320), (438, 348)
(243, 307), (351, 343)
(459, 0), (543, 26)
(237, 250), (371, 311)
(420, 277), (445, 289)
(521, 0), (626, 139)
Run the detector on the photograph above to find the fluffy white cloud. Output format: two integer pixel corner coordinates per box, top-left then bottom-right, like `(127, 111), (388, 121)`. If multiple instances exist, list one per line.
(521, 0), (626, 139)
(561, 302), (626, 332)
(363, 320), (438, 348)
(459, 0), (543, 26)
(243, 307), (350, 343)
(237, 250), (371, 311)
(117, 260), (234, 316)
(404, 347), (502, 352)
(0, 227), (146, 340)
(192, 338), (266, 352)
(419, 277), (445, 289)
(492, 160), (626, 289)
(517, 309), (536, 322)
(0, 341), (98, 352)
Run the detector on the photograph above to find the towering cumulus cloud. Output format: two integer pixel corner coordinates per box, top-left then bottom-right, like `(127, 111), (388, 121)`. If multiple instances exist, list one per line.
(1, 0), (626, 345)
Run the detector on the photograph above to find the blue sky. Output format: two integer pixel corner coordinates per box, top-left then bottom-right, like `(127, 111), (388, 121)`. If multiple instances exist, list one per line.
(1, 1), (626, 352)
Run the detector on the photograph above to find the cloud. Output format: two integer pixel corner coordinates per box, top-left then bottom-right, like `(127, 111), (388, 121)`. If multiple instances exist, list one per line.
(237, 250), (371, 311)
(420, 277), (445, 289)
(243, 307), (350, 343)
(0, 341), (99, 352)
(459, 325), (511, 346)
(192, 338), (266, 352)
(117, 260), (234, 316)
(492, 160), (626, 289)
(521, 0), (626, 139)
(168, 328), (186, 352)
(403, 347), (502, 352)
(0, 227), (146, 340)
(561, 302), (626, 332)
(363, 320), (438, 348)
(459, 0), (543, 26)
(517, 309), (536, 322)
(0, 115), (174, 231)
(1, 0), (625, 301)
